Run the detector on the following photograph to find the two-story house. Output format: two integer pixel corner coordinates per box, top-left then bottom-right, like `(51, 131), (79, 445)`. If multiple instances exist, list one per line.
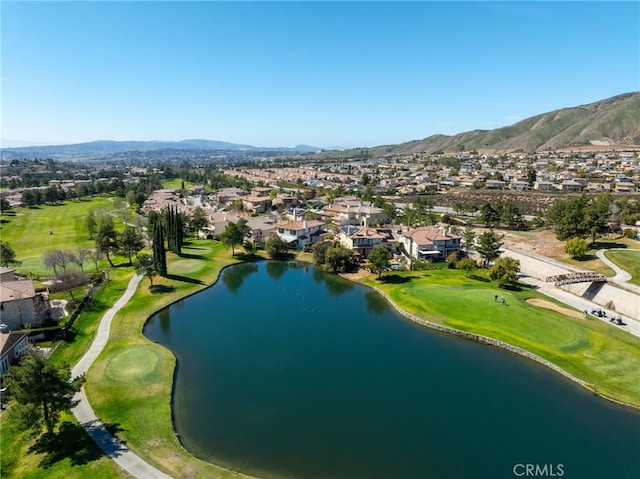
(401, 226), (462, 261)
(276, 220), (326, 248)
(337, 226), (390, 259)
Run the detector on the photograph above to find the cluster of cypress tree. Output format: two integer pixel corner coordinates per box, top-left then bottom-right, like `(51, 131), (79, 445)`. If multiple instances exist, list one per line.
(164, 206), (183, 255)
(148, 211), (167, 275)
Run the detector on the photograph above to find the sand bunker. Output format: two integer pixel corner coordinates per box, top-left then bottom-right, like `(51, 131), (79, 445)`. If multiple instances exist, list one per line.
(526, 298), (584, 319)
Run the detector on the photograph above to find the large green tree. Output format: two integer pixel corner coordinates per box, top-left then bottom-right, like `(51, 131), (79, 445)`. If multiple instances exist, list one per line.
(265, 234), (290, 259)
(85, 210), (97, 239)
(565, 237), (589, 259)
(5, 351), (85, 436)
(324, 245), (354, 274)
(118, 226), (145, 265)
(462, 225), (476, 255)
(546, 194), (612, 243)
(189, 206), (209, 237)
(475, 230), (503, 267)
(221, 219), (250, 255)
(0, 241), (17, 267)
(95, 216), (118, 267)
(135, 253), (156, 286)
(368, 246), (391, 279)
(489, 256), (521, 287)
(480, 203), (499, 227)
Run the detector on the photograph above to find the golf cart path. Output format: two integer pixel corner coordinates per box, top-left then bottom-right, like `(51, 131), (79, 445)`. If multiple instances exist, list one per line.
(596, 248), (637, 282)
(71, 273), (173, 479)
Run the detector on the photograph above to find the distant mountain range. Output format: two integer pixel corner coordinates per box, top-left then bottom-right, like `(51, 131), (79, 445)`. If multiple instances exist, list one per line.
(366, 92), (639, 155)
(0, 139), (323, 158)
(2, 92), (638, 159)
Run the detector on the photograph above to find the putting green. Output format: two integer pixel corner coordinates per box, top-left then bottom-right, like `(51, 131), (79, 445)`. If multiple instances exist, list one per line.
(105, 346), (160, 383)
(168, 259), (203, 274)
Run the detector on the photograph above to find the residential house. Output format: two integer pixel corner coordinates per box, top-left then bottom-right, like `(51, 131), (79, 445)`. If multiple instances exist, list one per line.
(337, 226), (389, 259)
(336, 203), (388, 226)
(245, 216), (277, 244)
(485, 180), (506, 190)
(0, 270), (50, 330)
(0, 331), (30, 375)
(272, 194), (298, 210)
(401, 226), (462, 261)
(559, 180), (583, 192)
(509, 181), (529, 191)
(242, 195), (272, 214)
(586, 182), (612, 193)
(534, 181), (555, 191)
(276, 220), (326, 248)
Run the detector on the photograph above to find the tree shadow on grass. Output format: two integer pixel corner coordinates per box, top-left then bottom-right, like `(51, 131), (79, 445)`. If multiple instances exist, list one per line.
(150, 284), (176, 294)
(501, 283), (524, 292)
(468, 274), (490, 283)
(164, 273), (204, 285)
(28, 420), (126, 468)
(178, 252), (206, 260)
(0, 218), (10, 224)
(234, 252), (267, 261)
(380, 274), (416, 284)
(591, 241), (628, 250)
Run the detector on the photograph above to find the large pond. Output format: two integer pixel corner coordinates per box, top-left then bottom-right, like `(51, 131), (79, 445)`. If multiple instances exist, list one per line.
(144, 261), (640, 479)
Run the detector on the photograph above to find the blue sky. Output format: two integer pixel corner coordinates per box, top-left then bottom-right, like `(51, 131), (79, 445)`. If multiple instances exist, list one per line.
(1, 1), (639, 149)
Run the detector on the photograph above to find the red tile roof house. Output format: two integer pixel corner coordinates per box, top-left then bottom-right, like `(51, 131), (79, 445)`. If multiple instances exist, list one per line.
(401, 226), (462, 261)
(276, 220), (326, 248)
(337, 225), (391, 259)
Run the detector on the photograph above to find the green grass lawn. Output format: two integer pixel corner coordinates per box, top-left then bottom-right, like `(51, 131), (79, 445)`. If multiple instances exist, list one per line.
(161, 178), (210, 192)
(4, 237), (640, 479)
(604, 249), (640, 286)
(360, 268), (640, 406)
(0, 196), (127, 277)
(0, 412), (132, 479)
(85, 241), (260, 478)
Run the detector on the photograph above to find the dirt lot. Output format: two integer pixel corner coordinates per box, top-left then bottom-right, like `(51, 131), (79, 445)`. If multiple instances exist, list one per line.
(525, 298), (584, 319)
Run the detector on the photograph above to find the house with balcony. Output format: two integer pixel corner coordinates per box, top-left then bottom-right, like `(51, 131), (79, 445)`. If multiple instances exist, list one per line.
(276, 220), (326, 248)
(401, 226), (462, 261)
(337, 225), (391, 259)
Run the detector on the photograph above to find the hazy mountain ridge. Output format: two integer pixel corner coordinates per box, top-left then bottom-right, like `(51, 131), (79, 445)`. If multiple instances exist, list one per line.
(0, 139), (322, 159)
(2, 93), (638, 160)
(368, 92), (640, 155)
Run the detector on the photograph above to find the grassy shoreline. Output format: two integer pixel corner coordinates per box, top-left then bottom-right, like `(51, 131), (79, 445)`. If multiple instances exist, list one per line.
(82, 247), (640, 478)
(3, 234), (639, 477)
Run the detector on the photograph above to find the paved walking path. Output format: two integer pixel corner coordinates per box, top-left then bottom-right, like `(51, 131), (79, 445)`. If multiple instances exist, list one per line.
(71, 273), (173, 479)
(596, 248), (637, 282)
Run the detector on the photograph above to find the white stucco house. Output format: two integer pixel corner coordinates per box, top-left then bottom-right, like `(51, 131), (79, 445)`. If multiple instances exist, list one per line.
(276, 220), (326, 248)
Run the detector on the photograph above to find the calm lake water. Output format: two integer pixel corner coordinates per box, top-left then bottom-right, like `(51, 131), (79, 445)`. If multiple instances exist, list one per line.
(144, 261), (640, 479)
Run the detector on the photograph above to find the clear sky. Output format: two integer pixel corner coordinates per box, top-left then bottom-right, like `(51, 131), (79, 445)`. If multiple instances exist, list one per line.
(1, 1), (639, 149)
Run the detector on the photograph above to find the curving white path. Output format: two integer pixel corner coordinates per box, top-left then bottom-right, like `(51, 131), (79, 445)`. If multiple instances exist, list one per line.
(71, 274), (174, 479)
(596, 248), (636, 282)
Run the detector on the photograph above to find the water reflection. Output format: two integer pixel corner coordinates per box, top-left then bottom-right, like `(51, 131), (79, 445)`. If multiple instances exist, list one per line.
(145, 261), (640, 479)
(265, 261), (287, 281)
(221, 262), (258, 293)
(157, 308), (171, 334)
(365, 291), (389, 315)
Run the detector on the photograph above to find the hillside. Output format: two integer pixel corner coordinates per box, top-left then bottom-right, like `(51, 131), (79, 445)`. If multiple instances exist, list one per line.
(368, 92), (640, 155)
